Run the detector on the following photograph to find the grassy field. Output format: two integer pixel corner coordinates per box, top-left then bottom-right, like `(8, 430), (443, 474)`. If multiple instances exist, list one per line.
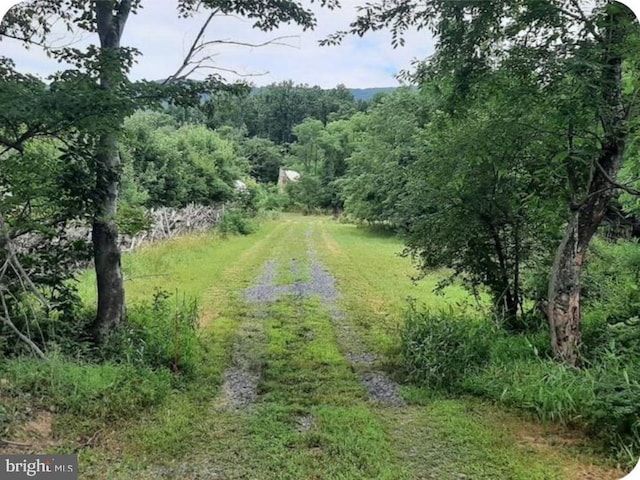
(30, 215), (628, 478)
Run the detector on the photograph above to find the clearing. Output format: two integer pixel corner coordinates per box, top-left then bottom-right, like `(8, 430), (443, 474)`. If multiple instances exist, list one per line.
(41, 216), (632, 478)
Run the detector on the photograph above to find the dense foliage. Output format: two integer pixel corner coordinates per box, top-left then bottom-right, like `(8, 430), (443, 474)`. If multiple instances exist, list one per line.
(1, 0), (639, 467)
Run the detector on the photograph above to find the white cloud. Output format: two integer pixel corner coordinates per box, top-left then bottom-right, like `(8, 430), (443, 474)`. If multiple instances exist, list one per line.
(0, 0), (435, 88)
(0, 0), (20, 20)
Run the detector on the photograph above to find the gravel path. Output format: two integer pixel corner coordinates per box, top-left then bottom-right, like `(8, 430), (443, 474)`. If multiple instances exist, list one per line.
(220, 327), (262, 410)
(304, 231), (405, 407)
(219, 262), (277, 410)
(221, 229), (405, 410)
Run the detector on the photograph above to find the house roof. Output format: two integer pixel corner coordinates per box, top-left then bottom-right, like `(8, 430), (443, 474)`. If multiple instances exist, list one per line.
(282, 170), (300, 181)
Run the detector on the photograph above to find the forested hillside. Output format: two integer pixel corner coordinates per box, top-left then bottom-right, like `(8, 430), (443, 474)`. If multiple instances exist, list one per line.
(1, 0), (639, 478)
(251, 84), (397, 102)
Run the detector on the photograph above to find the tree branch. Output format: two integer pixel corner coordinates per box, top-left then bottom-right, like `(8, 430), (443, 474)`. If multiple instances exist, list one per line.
(564, 0), (602, 41)
(0, 32), (47, 47)
(164, 10), (299, 84)
(164, 9), (219, 85)
(195, 35), (298, 50)
(0, 303), (46, 360)
(0, 206), (49, 308)
(593, 159), (640, 196)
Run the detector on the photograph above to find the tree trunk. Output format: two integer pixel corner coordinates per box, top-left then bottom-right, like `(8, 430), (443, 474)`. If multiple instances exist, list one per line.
(489, 223), (520, 329)
(91, 0), (132, 340)
(547, 214), (583, 365)
(92, 133), (125, 339)
(547, 3), (629, 366)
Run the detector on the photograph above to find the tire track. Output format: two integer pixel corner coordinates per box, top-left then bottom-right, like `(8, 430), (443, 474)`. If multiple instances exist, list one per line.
(305, 227), (405, 407)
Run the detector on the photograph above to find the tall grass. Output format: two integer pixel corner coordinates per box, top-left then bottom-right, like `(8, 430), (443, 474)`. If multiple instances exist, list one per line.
(401, 305), (640, 466)
(0, 355), (172, 422)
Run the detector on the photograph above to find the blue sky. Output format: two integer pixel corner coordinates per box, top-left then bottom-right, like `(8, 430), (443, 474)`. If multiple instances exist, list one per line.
(0, 0), (436, 88)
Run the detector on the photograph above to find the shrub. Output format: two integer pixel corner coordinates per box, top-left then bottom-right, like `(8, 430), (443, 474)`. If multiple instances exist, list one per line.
(463, 360), (594, 424)
(116, 203), (152, 236)
(586, 354), (640, 462)
(581, 238), (640, 325)
(256, 184), (288, 212)
(400, 306), (495, 389)
(488, 330), (551, 364)
(285, 176), (326, 214)
(218, 208), (256, 236)
(581, 315), (640, 364)
(100, 289), (202, 378)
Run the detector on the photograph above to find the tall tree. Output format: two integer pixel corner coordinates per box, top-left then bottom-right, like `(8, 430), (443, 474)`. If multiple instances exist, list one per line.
(2, 0), (336, 340)
(327, 0), (640, 365)
(90, 1), (132, 339)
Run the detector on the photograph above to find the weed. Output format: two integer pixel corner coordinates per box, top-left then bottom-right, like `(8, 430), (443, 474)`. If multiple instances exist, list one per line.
(100, 289), (202, 377)
(401, 306), (494, 389)
(0, 355), (171, 422)
(218, 208), (257, 236)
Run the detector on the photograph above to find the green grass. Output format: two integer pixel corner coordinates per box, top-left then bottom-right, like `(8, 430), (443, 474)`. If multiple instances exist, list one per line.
(380, 399), (567, 479)
(242, 299), (404, 479)
(77, 220), (281, 305)
(5, 214), (624, 479)
(311, 219), (484, 362)
(0, 355), (171, 422)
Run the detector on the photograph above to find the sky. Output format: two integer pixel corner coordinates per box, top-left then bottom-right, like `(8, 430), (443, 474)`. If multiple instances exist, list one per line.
(0, 0), (436, 88)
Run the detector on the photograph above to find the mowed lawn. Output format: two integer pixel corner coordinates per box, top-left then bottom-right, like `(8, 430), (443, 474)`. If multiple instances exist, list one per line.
(74, 214), (624, 480)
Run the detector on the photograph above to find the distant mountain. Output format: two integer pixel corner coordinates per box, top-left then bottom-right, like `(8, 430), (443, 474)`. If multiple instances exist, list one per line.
(348, 87), (398, 101)
(248, 86), (400, 102)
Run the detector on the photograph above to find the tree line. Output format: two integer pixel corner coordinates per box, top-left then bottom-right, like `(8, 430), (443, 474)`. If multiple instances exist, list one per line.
(287, 0), (640, 368)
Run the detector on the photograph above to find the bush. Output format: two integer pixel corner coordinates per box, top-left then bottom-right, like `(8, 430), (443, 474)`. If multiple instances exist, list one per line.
(116, 203), (152, 236)
(463, 360), (594, 424)
(400, 306), (495, 389)
(100, 289), (202, 377)
(487, 330), (551, 364)
(285, 176), (326, 214)
(581, 315), (640, 364)
(256, 184), (288, 212)
(582, 238), (640, 325)
(218, 208), (256, 236)
(586, 354), (640, 461)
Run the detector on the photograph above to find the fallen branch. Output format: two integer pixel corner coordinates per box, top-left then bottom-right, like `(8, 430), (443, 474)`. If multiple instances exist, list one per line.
(0, 438), (32, 447)
(0, 205), (48, 360)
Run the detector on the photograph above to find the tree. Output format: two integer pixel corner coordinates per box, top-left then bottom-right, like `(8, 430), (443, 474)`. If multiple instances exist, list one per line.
(0, 64), (97, 355)
(121, 111), (247, 207)
(329, 0), (640, 365)
(401, 74), (568, 329)
(206, 82), (361, 144)
(341, 89), (424, 225)
(240, 137), (284, 184)
(291, 118), (325, 174)
(316, 116), (362, 212)
(2, 0), (337, 341)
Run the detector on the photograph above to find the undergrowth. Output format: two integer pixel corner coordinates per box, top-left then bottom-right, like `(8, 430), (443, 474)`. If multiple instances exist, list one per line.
(0, 288), (204, 439)
(401, 307), (640, 467)
(0, 356), (172, 422)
